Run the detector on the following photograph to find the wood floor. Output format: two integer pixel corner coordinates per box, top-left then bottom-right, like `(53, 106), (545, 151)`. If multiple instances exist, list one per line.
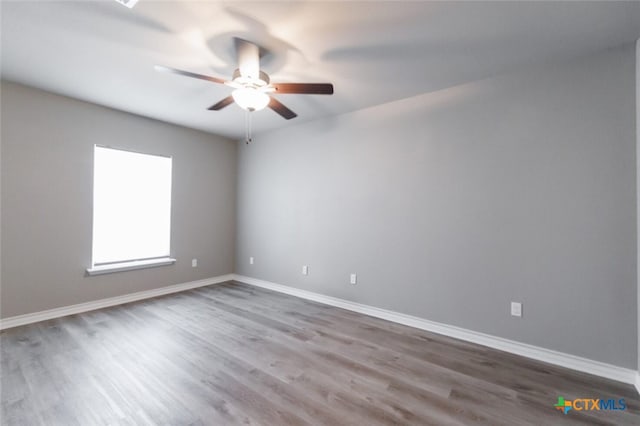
(1, 281), (639, 425)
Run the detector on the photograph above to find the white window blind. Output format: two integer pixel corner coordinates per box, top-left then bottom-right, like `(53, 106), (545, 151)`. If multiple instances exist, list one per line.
(91, 146), (173, 267)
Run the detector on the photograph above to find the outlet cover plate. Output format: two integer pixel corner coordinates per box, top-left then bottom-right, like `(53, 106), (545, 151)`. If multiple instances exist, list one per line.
(511, 302), (522, 317)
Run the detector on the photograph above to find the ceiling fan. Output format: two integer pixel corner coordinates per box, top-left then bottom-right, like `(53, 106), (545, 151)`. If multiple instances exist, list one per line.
(155, 38), (334, 121)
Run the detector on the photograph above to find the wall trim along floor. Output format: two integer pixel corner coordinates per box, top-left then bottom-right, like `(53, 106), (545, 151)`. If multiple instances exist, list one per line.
(0, 274), (234, 330)
(1, 272), (637, 390)
(234, 274), (638, 387)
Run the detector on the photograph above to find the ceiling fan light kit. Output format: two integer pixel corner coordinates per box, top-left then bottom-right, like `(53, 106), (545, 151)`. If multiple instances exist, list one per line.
(156, 38), (334, 142)
(232, 88), (270, 111)
(228, 68), (271, 112)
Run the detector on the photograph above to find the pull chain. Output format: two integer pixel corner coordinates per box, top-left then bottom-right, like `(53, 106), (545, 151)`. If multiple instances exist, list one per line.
(245, 111), (253, 144)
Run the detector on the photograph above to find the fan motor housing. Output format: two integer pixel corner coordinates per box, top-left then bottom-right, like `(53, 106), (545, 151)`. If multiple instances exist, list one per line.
(232, 69), (270, 88)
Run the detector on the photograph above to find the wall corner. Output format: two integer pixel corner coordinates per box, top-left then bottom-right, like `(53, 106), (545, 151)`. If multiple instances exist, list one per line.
(636, 37), (640, 375)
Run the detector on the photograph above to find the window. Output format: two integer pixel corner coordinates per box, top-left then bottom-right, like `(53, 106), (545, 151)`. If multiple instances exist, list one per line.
(87, 146), (175, 275)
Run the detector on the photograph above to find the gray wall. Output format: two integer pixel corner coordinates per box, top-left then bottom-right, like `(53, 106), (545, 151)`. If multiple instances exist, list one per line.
(236, 44), (637, 368)
(1, 82), (236, 318)
(637, 38), (640, 373)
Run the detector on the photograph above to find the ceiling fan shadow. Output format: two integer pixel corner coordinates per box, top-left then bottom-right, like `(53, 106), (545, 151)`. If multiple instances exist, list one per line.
(203, 8), (306, 75)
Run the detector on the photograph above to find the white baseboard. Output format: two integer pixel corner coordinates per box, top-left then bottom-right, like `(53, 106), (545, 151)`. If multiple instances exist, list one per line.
(2, 272), (637, 390)
(0, 274), (234, 330)
(234, 274), (638, 387)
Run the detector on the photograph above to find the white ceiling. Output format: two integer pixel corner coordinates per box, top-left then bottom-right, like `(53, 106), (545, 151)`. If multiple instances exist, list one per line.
(2, 1), (639, 140)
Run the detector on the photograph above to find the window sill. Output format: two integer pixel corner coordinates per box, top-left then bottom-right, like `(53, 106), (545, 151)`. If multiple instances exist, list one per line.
(86, 258), (176, 276)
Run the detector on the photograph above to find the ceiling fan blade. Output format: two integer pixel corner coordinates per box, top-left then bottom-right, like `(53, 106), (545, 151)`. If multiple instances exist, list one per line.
(235, 38), (260, 80)
(208, 96), (235, 111)
(154, 65), (226, 85)
(268, 97), (297, 120)
(272, 83), (334, 95)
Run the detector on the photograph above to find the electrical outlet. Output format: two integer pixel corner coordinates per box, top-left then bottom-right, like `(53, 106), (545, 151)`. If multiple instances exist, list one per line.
(191, 259), (197, 268)
(302, 265), (308, 275)
(511, 302), (522, 317)
(249, 256), (254, 265)
(350, 273), (357, 285)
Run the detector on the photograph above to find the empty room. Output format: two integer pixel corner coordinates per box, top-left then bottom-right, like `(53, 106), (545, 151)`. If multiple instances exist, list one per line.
(1, 0), (640, 424)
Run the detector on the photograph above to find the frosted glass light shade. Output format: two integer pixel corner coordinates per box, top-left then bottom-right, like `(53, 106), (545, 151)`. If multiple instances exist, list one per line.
(232, 88), (270, 111)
